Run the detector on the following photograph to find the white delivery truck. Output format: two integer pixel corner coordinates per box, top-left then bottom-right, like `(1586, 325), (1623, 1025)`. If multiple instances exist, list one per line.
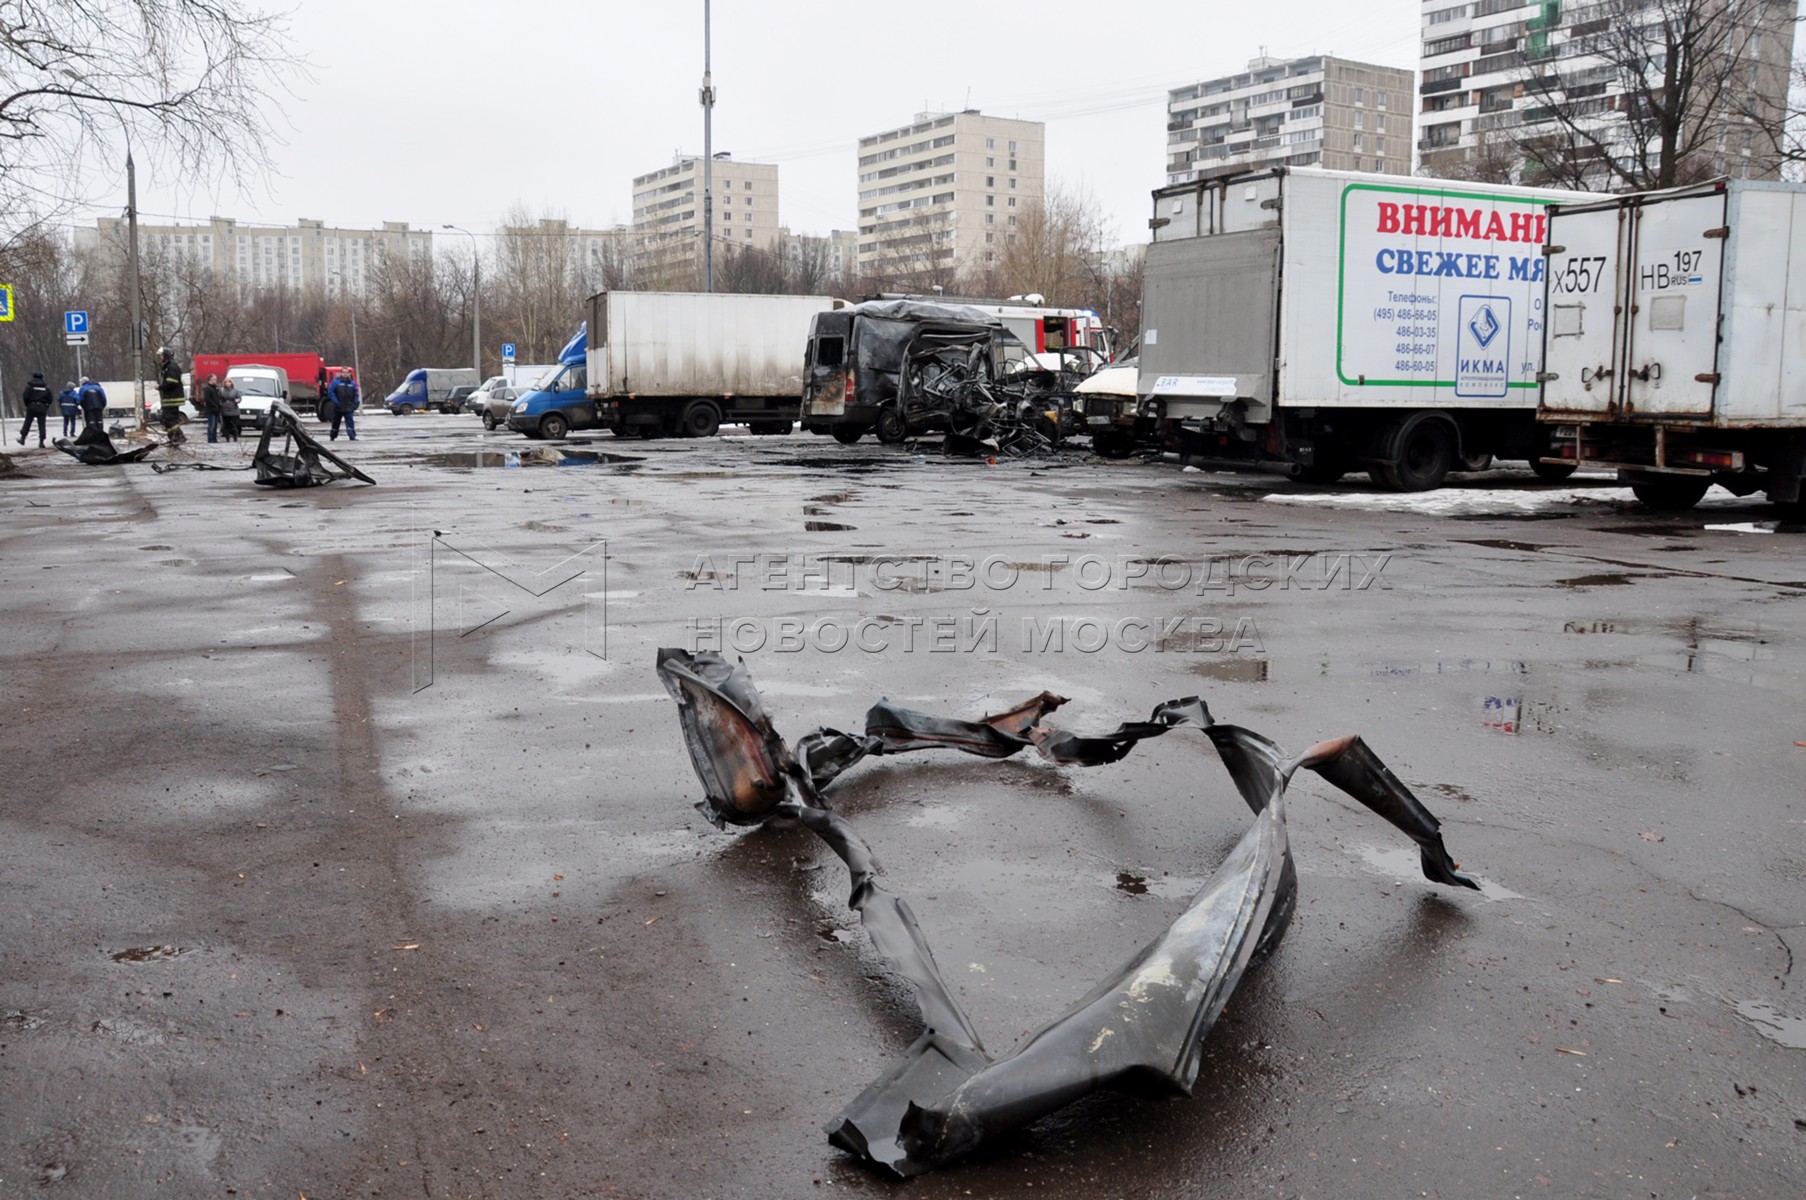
(1538, 179), (1806, 512)
(584, 291), (836, 438)
(1139, 166), (1581, 489)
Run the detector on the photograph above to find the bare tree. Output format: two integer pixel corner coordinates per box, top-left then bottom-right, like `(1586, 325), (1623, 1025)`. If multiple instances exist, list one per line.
(1512, 0), (1792, 189)
(996, 182), (1109, 307)
(1, 1), (292, 245)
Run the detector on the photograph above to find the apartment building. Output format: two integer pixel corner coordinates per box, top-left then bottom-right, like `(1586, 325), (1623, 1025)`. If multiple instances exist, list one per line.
(1417, 0), (1795, 184)
(76, 216), (433, 297)
(630, 153), (780, 284)
(1166, 55), (1415, 184)
(781, 228), (858, 280)
(854, 109), (1045, 279)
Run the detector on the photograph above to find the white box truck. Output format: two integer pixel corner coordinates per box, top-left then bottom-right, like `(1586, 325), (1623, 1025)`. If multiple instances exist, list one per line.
(1538, 179), (1806, 512)
(1139, 167), (1581, 489)
(584, 291), (835, 438)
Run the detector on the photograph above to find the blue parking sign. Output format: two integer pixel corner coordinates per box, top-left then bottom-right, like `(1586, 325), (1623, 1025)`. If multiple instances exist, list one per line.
(502, 342), (517, 362)
(65, 310), (88, 334)
(0, 284), (13, 322)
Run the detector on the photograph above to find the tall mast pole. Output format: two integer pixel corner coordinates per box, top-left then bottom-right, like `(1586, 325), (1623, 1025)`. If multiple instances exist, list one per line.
(701, 0), (715, 292)
(127, 150), (146, 430)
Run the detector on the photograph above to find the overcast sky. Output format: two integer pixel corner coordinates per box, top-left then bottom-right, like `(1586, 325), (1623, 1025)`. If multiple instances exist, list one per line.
(94, 0), (1422, 249)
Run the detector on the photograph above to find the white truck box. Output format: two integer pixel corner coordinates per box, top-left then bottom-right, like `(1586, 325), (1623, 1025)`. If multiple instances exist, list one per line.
(1139, 167), (1582, 488)
(1538, 179), (1806, 509)
(586, 291), (831, 399)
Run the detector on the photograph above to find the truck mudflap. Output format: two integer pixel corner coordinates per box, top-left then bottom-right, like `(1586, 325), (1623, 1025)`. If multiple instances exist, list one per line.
(655, 648), (1480, 1177)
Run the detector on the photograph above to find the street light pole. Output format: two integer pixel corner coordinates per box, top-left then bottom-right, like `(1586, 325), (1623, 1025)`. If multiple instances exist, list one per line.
(444, 225), (480, 378)
(700, 0), (715, 293)
(127, 149), (146, 431)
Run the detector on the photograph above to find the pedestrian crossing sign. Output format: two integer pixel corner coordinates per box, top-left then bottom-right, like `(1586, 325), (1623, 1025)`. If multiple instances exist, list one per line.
(0, 283), (13, 321)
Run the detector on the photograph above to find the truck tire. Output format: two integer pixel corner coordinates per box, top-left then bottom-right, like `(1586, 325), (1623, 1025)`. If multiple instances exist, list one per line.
(1630, 476), (1711, 511)
(482, 413), (498, 431)
(396, 403), (417, 416)
(539, 412), (570, 441)
(751, 420), (793, 435)
(682, 402), (721, 439)
(831, 426), (864, 446)
(1371, 416), (1454, 492)
(1530, 459), (1577, 481)
(1091, 430), (1134, 459)
(874, 407), (908, 445)
(1457, 452), (1494, 472)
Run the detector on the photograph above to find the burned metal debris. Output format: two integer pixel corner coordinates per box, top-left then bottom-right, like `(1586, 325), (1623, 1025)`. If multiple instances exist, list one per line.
(252, 402), (375, 487)
(52, 424), (158, 465)
(655, 649), (1479, 1177)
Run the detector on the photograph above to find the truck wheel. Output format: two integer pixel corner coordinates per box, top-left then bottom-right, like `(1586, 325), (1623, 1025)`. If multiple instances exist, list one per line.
(1630, 477), (1711, 511)
(1457, 452), (1494, 472)
(1091, 430), (1134, 459)
(874, 407), (908, 445)
(831, 426), (864, 446)
(396, 403), (417, 416)
(1530, 459), (1577, 481)
(1372, 417), (1454, 492)
(751, 420), (793, 435)
(539, 412), (570, 440)
(482, 413), (498, 431)
(682, 402), (721, 438)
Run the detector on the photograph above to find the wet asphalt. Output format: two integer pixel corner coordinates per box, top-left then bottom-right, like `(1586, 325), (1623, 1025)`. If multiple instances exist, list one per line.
(1, 415), (1803, 1199)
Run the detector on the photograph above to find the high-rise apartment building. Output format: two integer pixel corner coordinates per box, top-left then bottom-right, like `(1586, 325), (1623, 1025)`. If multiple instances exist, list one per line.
(855, 110), (1045, 279)
(1417, 0), (1795, 185)
(76, 216), (433, 297)
(1166, 55), (1414, 184)
(630, 153), (780, 285)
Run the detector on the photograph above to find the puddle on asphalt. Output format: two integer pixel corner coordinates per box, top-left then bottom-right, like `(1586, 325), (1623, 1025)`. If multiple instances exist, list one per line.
(1731, 1000), (1806, 1048)
(1190, 658), (1270, 683)
(138, 544), (173, 551)
(1115, 871), (1149, 895)
(810, 492), (855, 504)
(804, 520), (857, 532)
(418, 450), (643, 469)
(1556, 572), (1672, 587)
(111, 945), (191, 963)
(1457, 539), (1547, 552)
(1357, 845), (1523, 902)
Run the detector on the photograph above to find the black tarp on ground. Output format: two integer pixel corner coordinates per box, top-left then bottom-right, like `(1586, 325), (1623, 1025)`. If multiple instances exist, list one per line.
(52, 424), (158, 465)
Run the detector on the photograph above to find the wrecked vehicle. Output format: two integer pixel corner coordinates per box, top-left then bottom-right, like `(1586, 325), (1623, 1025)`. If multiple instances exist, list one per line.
(252, 402), (374, 487)
(53, 424), (157, 465)
(800, 299), (1011, 446)
(656, 648), (1479, 1177)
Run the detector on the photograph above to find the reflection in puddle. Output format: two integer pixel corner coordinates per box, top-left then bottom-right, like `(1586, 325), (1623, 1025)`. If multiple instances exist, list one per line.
(419, 450), (643, 469)
(1731, 1000), (1806, 1048)
(1357, 845), (1523, 902)
(804, 520), (857, 532)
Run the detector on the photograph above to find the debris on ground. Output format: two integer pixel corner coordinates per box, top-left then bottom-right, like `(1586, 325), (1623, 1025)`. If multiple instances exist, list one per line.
(252, 402), (375, 487)
(655, 648), (1479, 1177)
(52, 424), (158, 465)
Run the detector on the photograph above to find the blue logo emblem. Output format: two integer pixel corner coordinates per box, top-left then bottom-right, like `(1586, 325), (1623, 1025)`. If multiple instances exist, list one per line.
(1467, 304), (1500, 349)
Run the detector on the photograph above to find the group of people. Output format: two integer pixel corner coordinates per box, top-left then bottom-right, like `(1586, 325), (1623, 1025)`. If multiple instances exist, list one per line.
(15, 373), (109, 447)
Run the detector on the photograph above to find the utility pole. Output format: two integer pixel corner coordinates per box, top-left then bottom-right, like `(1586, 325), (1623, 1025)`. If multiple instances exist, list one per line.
(700, 0), (715, 293)
(127, 150), (146, 431)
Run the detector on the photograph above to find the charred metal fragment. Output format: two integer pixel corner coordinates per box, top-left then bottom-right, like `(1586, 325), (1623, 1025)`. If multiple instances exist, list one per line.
(654, 649), (1479, 1177)
(252, 402), (375, 487)
(52, 424), (157, 465)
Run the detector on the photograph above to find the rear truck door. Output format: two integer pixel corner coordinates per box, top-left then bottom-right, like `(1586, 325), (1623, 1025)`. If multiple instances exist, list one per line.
(1622, 187), (1726, 417)
(1138, 227), (1280, 420)
(1542, 201), (1631, 415)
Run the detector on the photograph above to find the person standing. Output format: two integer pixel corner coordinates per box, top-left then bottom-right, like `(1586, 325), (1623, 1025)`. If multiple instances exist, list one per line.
(200, 373), (224, 443)
(57, 381), (81, 437)
(217, 376), (243, 442)
(77, 377), (107, 428)
(155, 346), (187, 443)
(326, 368), (360, 441)
(17, 372), (53, 447)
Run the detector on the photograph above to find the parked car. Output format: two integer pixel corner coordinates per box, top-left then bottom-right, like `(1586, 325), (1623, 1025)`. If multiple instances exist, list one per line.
(442, 385), (478, 415)
(465, 376), (506, 415)
(480, 383), (526, 430)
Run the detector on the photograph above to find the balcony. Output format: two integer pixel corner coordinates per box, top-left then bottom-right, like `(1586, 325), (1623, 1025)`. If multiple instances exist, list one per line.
(1422, 77), (1462, 94)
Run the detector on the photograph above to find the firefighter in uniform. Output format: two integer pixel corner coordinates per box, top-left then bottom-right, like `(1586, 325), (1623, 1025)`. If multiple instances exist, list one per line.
(156, 346), (187, 442)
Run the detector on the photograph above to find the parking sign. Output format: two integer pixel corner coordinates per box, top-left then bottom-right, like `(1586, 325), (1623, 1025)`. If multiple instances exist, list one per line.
(65, 310), (88, 335)
(0, 284), (13, 322)
(502, 342), (517, 363)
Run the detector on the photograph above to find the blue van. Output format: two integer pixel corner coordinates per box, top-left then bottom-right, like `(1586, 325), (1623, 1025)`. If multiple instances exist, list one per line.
(504, 325), (593, 440)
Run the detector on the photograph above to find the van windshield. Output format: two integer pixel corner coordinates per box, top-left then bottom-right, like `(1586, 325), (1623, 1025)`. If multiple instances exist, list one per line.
(235, 375), (281, 397)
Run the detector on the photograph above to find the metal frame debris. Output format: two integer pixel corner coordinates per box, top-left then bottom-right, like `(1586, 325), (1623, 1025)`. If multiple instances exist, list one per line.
(252, 401), (375, 487)
(655, 649), (1479, 1177)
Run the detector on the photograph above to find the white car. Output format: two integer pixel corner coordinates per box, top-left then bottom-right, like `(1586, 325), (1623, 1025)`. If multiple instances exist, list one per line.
(227, 366), (292, 429)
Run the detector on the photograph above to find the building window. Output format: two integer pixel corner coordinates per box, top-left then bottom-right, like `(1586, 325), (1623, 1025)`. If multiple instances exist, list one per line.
(985, 232), (994, 243)
(1377, 115), (1386, 132)
(1353, 133), (1364, 150)
(986, 137), (995, 148)
(1352, 156), (1363, 171)
(985, 213), (994, 224)
(986, 195), (994, 206)
(745, 229), (752, 238)
(986, 156), (995, 167)
(1007, 197), (1016, 207)
(1009, 178), (1016, 188)
(724, 210), (732, 220)
(986, 175), (994, 186)
(1376, 137), (1385, 154)
(1008, 159), (1017, 171)
(1008, 215), (1017, 226)
(1008, 140), (1016, 152)
(745, 180), (752, 189)
(1354, 111), (1364, 129)
(1377, 92), (1387, 110)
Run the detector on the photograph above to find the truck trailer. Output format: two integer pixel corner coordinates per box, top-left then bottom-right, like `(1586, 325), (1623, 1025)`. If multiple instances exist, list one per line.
(580, 291), (834, 439)
(1138, 167), (1581, 489)
(384, 367), (480, 415)
(1538, 178), (1806, 512)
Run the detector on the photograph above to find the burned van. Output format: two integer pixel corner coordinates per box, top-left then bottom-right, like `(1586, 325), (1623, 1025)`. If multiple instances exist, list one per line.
(801, 299), (1010, 445)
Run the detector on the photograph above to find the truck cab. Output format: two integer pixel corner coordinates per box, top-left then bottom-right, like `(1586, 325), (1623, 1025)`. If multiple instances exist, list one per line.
(506, 326), (595, 440)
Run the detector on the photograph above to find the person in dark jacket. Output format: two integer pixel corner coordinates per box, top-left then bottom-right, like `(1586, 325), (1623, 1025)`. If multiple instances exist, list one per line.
(57, 381), (80, 437)
(200, 373), (224, 443)
(18, 371), (54, 446)
(155, 346), (186, 442)
(326, 368), (360, 441)
(77, 377), (107, 427)
(216, 377), (244, 442)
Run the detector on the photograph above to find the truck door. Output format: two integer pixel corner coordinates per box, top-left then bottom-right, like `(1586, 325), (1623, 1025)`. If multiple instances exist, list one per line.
(1543, 202), (1629, 415)
(1622, 188), (1725, 416)
(1139, 227), (1280, 417)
